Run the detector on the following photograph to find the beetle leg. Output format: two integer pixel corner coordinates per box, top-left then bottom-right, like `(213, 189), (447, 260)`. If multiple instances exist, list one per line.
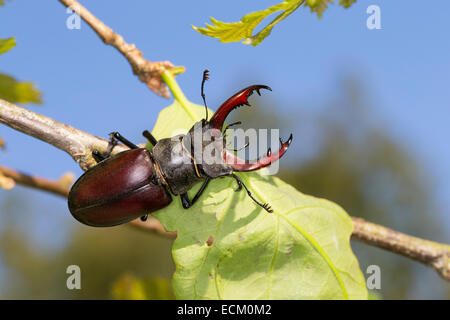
(180, 178), (211, 209)
(230, 174), (273, 213)
(109, 132), (138, 149)
(92, 150), (107, 163)
(180, 193), (190, 209)
(231, 174), (243, 191)
(143, 130), (158, 147)
(93, 132), (138, 163)
(92, 132), (119, 163)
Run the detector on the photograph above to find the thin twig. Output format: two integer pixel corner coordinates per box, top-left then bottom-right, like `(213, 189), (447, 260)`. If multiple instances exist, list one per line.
(0, 165), (73, 197)
(352, 218), (450, 281)
(58, 0), (182, 98)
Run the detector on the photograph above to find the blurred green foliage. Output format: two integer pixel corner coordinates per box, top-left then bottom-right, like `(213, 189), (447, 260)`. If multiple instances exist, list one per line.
(0, 74), (42, 105)
(0, 214), (175, 299)
(368, 290), (382, 300)
(0, 37), (42, 104)
(111, 274), (175, 300)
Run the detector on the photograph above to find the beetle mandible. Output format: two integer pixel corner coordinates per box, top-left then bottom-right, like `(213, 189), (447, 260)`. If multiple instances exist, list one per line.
(68, 71), (293, 227)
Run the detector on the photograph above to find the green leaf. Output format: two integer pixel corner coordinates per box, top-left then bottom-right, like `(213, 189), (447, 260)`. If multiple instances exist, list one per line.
(193, 0), (304, 46)
(0, 73), (42, 104)
(368, 290), (382, 300)
(339, 0), (357, 8)
(306, 0), (333, 18)
(151, 73), (367, 299)
(193, 0), (358, 45)
(0, 38), (16, 55)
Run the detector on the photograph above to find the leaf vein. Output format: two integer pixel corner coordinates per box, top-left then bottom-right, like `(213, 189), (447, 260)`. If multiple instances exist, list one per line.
(242, 176), (350, 300)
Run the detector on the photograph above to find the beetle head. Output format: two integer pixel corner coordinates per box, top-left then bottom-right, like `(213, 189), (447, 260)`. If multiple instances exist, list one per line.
(183, 83), (292, 179)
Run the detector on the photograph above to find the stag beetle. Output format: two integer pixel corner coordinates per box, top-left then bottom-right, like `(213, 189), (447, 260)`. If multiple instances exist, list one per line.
(68, 71), (293, 227)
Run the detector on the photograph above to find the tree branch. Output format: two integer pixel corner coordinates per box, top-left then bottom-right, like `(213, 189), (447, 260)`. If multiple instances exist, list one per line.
(0, 165), (73, 197)
(352, 218), (450, 281)
(58, 0), (183, 98)
(0, 98), (127, 170)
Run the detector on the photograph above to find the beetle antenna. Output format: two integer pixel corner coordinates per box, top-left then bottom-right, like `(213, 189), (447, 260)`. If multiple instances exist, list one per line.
(201, 69), (210, 121)
(223, 120), (242, 141)
(223, 121), (242, 133)
(231, 142), (249, 152)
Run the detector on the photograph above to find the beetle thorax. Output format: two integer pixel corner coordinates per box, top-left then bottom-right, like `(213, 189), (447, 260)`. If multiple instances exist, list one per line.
(152, 121), (233, 195)
(151, 135), (204, 195)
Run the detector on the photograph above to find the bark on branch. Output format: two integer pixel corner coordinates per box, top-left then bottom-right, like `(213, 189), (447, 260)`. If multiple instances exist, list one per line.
(0, 98), (127, 170)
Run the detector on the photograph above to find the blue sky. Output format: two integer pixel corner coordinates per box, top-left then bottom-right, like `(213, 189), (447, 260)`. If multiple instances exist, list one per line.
(0, 0), (449, 290)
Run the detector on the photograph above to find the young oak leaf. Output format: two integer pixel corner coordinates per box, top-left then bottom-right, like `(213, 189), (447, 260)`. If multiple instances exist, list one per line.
(193, 0), (304, 46)
(193, 0), (358, 45)
(306, 0), (332, 18)
(339, 0), (357, 8)
(149, 93), (367, 299)
(306, 0), (354, 19)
